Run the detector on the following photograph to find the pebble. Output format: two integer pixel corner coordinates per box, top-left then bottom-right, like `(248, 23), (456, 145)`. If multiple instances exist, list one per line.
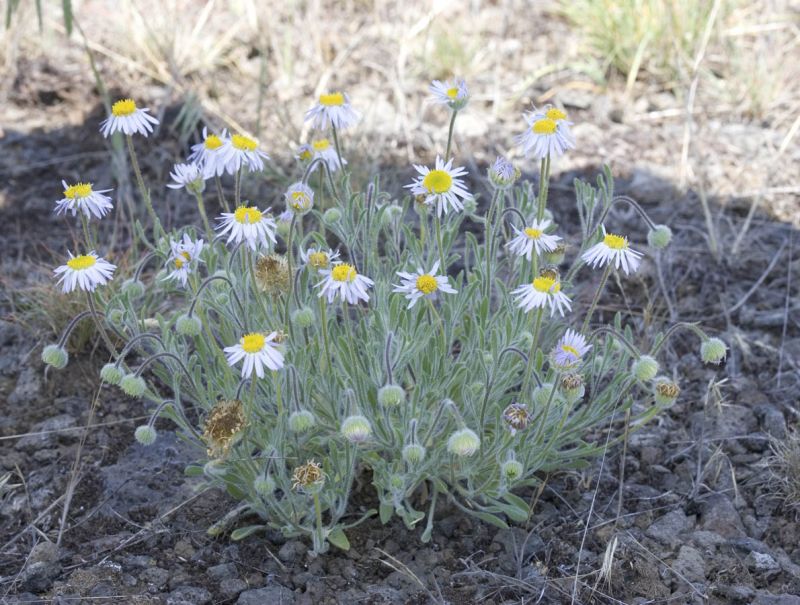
(237, 586), (296, 604)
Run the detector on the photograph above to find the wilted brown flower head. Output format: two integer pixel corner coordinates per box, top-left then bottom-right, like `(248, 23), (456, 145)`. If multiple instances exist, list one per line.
(539, 266), (560, 282)
(292, 459), (324, 491)
(502, 402), (530, 434)
(561, 373), (584, 391)
(656, 381), (680, 399)
(203, 399), (247, 458)
(255, 254), (291, 296)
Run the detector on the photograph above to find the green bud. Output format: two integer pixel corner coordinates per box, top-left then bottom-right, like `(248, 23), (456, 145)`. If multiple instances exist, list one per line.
(462, 197), (478, 214)
(176, 314), (202, 337)
(288, 409), (316, 433)
(378, 384), (405, 407)
(100, 363), (123, 385)
(700, 338), (727, 365)
(447, 428), (480, 457)
(41, 344), (68, 369)
(323, 208), (342, 224)
(134, 425), (157, 446)
(532, 383), (557, 407)
(291, 306), (315, 329)
(543, 242), (566, 265)
(253, 474), (276, 496)
(341, 415), (372, 444)
(468, 381), (485, 396)
(518, 331), (534, 350)
(215, 292), (230, 306)
(106, 308), (125, 327)
(402, 443), (426, 465)
(382, 204), (403, 226)
(632, 355), (659, 381)
(389, 474), (405, 491)
(120, 374), (147, 398)
(122, 279), (145, 298)
(647, 225), (672, 249)
(501, 459), (524, 481)
(654, 377), (680, 406)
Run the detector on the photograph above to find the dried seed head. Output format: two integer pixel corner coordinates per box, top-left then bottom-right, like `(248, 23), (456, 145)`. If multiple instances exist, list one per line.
(292, 459), (324, 491)
(255, 254), (292, 297)
(203, 399), (247, 458)
(654, 379), (680, 406)
(502, 402), (530, 434)
(560, 373), (585, 401)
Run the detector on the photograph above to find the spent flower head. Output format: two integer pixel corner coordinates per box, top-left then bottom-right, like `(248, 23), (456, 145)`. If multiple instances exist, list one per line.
(203, 399), (247, 458)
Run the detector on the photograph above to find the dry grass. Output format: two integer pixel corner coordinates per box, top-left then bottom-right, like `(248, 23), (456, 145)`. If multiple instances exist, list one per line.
(764, 432), (800, 516)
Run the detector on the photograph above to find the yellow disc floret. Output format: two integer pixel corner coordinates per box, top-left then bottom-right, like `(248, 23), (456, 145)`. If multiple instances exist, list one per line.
(603, 233), (628, 250)
(319, 92), (345, 106)
(415, 274), (438, 295)
(204, 134), (223, 150)
(241, 333), (266, 353)
(231, 134), (257, 151)
(111, 99), (137, 117)
(331, 264), (357, 282)
(67, 255), (97, 270)
(308, 251), (329, 269)
(545, 107), (567, 121)
(422, 170), (453, 194)
(234, 206), (262, 224)
(312, 139), (330, 151)
(561, 344), (580, 357)
(446, 87), (459, 99)
(532, 118), (557, 135)
(64, 183), (93, 199)
(524, 227), (542, 239)
(532, 276), (561, 294)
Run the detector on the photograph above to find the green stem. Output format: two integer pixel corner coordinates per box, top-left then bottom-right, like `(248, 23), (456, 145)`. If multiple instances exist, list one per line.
(80, 213), (95, 251)
(234, 168), (242, 208)
(434, 213), (446, 273)
(536, 155), (551, 222)
(194, 189), (212, 239)
(215, 176), (230, 213)
(582, 263), (612, 334)
(445, 110), (458, 162)
(87, 292), (117, 358)
(426, 297), (446, 356)
(126, 135), (163, 239)
(313, 492), (325, 551)
(483, 190), (502, 302)
(318, 296), (331, 372)
(331, 125), (345, 176)
(274, 370), (283, 416)
(521, 308), (544, 395)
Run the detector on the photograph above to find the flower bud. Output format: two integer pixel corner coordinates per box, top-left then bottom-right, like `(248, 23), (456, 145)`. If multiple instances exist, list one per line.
(560, 373), (585, 402)
(120, 374), (147, 398)
(134, 424), (157, 446)
(468, 381), (484, 396)
(122, 279), (145, 298)
(204, 459), (227, 478)
(323, 208), (342, 224)
(632, 355), (659, 382)
(389, 474), (405, 492)
(106, 308), (125, 327)
(176, 314), (202, 337)
(41, 344), (68, 369)
(487, 156), (520, 191)
(462, 197), (478, 215)
(341, 415), (372, 444)
(543, 242), (566, 265)
(501, 459), (524, 481)
(253, 474), (276, 496)
(402, 443), (426, 465)
(447, 428), (480, 457)
(533, 383), (557, 407)
(100, 363), (123, 385)
(215, 292), (230, 306)
(654, 378), (680, 406)
(518, 330), (534, 350)
(288, 409), (316, 433)
(647, 225), (672, 249)
(382, 204), (403, 226)
(700, 338), (727, 365)
(378, 384), (405, 407)
(285, 181), (314, 215)
(291, 306), (315, 329)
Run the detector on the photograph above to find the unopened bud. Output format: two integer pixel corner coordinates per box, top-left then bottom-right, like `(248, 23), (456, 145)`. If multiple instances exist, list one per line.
(41, 344), (68, 369)
(378, 384), (405, 407)
(176, 314), (202, 337)
(341, 415), (372, 444)
(120, 374), (147, 398)
(447, 428), (480, 457)
(134, 425), (157, 446)
(288, 409), (316, 433)
(100, 363), (123, 385)
(700, 338), (727, 365)
(647, 225), (672, 249)
(632, 355), (659, 382)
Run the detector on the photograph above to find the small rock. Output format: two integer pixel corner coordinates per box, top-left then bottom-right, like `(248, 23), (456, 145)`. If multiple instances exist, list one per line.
(173, 539), (195, 559)
(746, 551), (781, 576)
(672, 545), (706, 584)
(237, 586), (296, 604)
(208, 562), (237, 581)
(140, 566), (170, 589)
(761, 407), (787, 439)
(277, 540), (306, 564)
(699, 494), (744, 538)
(8, 366), (43, 407)
(714, 584), (756, 603)
(20, 542), (61, 592)
(15, 414), (77, 452)
(88, 582), (116, 597)
(646, 509), (694, 547)
(167, 586), (212, 605)
(491, 527), (545, 563)
(220, 578), (248, 598)
(753, 593), (800, 605)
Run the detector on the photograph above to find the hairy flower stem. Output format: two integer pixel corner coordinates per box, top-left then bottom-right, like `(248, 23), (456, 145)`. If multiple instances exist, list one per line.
(536, 155), (551, 222)
(331, 125), (345, 177)
(434, 214), (446, 273)
(582, 264), (612, 334)
(234, 168), (242, 208)
(312, 492), (325, 553)
(193, 190), (212, 239)
(318, 297), (331, 372)
(521, 308), (544, 394)
(273, 371), (284, 416)
(483, 189), (502, 301)
(426, 298), (446, 355)
(126, 135), (163, 239)
(445, 110), (458, 162)
(215, 176), (230, 213)
(57, 311), (94, 348)
(80, 214), (95, 250)
(87, 292), (118, 358)
(284, 215), (297, 335)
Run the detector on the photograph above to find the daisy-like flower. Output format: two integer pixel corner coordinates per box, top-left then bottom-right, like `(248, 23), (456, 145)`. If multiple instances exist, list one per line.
(218, 133), (270, 174)
(305, 92), (360, 130)
(55, 181), (114, 220)
(164, 234), (204, 287)
(550, 329), (591, 370)
(512, 270), (572, 317)
(224, 331), (284, 379)
(300, 247), (340, 271)
(100, 98), (159, 138)
(428, 79), (469, 111)
(316, 263), (374, 304)
(216, 205), (277, 251)
(517, 106), (575, 159)
(298, 137), (346, 172)
(392, 261), (457, 308)
(284, 182), (314, 215)
(487, 156), (519, 190)
(406, 156), (471, 218)
(506, 219), (562, 260)
(54, 251), (116, 293)
(189, 127), (228, 178)
(582, 227), (643, 275)
(167, 163), (206, 193)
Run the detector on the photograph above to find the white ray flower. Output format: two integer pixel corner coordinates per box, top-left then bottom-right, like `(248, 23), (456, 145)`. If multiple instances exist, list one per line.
(189, 127), (228, 178)
(216, 205), (277, 251)
(54, 251), (116, 293)
(164, 234), (204, 287)
(100, 98), (159, 138)
(517, 106), (575, 159)
(316, 263), (374, 304)
(55, 181), (114, 220)
(297, 137), (346, 173)
(284, 182), (314, 215)
(305, 92), (360, 130)
(224, 332), (284, 379)
(550, 329), (591, 370)
(582, 227), (643, 275)
(506, 219), (562, 260)
(406, 156), (472, 218)
(300, 247), (340, 271)
(167, 163), (206, 193)
(512, 272), (572, 317)
(488, 156), (519, 190)
(392, 261), (457, 308)
(428, 79), (469, 111)
(218, 133), (270, 174)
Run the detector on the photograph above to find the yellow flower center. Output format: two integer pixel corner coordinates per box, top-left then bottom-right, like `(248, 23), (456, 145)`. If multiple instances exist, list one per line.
(422, 170), (452, 194)
(67, 255), (97, 270)
(532, 118), (557, 135)
(415, 274), (438, 295)
(234, 206), (262, 224)
(231, 134), (257, 151)
(524, 227), (542, 239)
(205, 134), (223, 150)
(603, 233), (628, 250)
(561, 344), (580, 357)
(546, 107), (567, 121)
(299, 149), (313, 161)
(64, 183), (93, 199)
(111, 98), (137, 117)
(446, 87), (459, 99)
(319, 92), (345, 106)
(241, 333), (266, 353)
(312, 139), (330, 151)
(331, 264), (357, 282)
(174, 251), (191, 269)
(533, 276), (561, 294)
(308, 251), (329, 269)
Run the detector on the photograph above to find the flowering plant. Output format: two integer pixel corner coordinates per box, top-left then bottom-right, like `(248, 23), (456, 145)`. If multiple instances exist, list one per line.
(42, 87), (726, 554)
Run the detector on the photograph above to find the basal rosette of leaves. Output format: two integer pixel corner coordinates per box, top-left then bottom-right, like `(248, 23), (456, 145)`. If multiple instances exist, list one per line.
(44, 86), (726, 555)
